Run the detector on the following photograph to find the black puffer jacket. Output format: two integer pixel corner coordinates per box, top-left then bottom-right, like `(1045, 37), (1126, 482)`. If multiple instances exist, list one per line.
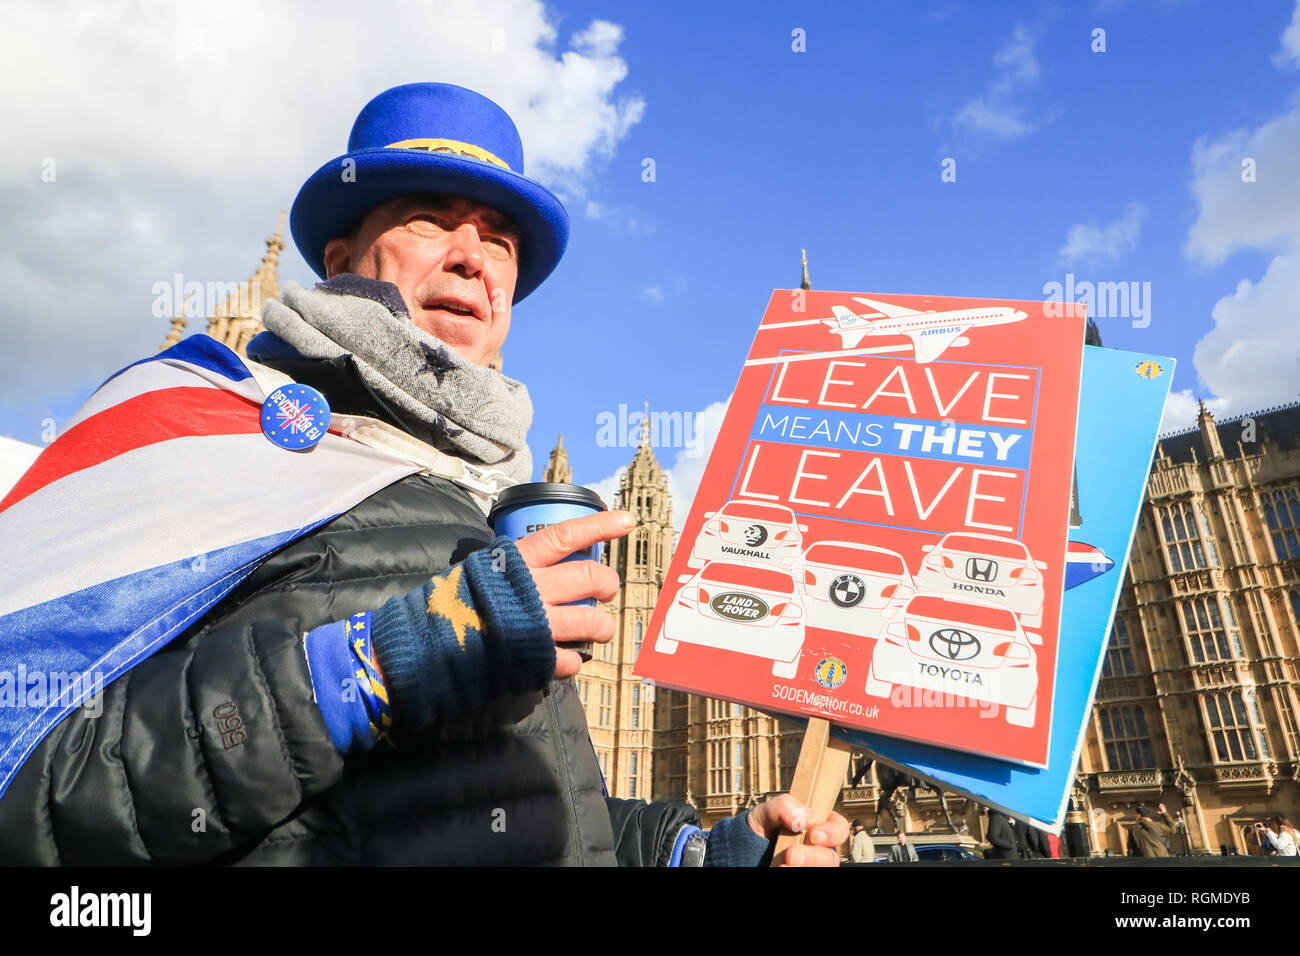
(0, 352), (697, 866)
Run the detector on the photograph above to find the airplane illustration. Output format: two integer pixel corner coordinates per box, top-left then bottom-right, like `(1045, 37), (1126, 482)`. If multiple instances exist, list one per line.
(821, 297), (1029, 363)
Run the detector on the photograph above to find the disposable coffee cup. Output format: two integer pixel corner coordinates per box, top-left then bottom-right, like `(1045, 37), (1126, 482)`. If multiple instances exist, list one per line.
(489, 482), (608, 662)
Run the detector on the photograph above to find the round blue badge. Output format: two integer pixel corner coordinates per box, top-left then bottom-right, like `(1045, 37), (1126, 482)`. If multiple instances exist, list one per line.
(261, 384), (331, 450)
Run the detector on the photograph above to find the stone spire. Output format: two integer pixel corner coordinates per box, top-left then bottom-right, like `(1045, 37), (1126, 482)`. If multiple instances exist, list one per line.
(639, 398), (651, 448)
(204, 211), (286, 355)
(544, 434), (572, 484)
(612, 400), (673, 585)
(800, 248), (811, 291)
(158, 315), (188, 352)
(1197, 398), (1224, 460)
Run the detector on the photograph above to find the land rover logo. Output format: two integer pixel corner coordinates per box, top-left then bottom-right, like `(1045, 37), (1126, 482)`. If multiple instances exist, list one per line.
(711, 592), (769, 621)
(929, 628), (981, 661)
(829, 574), (866, 607)
(742, 524), (768, 547)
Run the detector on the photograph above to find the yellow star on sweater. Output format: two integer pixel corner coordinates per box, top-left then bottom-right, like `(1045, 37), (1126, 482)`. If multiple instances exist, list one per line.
(426, 564), (482, 650)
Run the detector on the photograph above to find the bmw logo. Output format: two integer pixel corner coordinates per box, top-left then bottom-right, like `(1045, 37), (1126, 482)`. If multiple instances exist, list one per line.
(814, 657), (848, 689)
(829, 574), (866, 608)
(742, 524), (768, 547)
(929, 628), (981, 661)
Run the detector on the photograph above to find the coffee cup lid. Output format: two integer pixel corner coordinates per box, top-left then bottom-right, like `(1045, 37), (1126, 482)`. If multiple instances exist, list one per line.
(490, 481), (608, 518)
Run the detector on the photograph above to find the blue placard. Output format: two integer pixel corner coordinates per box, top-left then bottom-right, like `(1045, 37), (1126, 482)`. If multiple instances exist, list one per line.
(829, 346), (1175, 829)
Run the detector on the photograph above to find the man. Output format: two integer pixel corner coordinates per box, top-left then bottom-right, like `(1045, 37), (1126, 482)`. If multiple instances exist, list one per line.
(984, 809), (1019, 860)
(849, 819), (874, 864)
(1128, 804), (1176, 858)
(0, 83), (846, 866)
(886, 830), (918, 863)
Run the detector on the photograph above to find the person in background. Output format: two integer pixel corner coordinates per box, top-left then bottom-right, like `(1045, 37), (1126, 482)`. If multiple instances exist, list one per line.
(849, 819), (874, 864)
(887, 830), (918, 863)
(1128, 804), (1176, 857)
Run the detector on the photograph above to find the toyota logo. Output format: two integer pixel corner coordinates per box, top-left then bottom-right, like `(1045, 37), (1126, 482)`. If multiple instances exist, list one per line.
(929, 628), (981, 661)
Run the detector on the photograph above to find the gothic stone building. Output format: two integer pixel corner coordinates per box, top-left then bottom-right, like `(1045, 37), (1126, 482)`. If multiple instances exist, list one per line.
(1072, 400), (1300, 856)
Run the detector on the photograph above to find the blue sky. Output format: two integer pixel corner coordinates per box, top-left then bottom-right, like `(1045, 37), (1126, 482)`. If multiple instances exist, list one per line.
(3, 0), (1299, 521)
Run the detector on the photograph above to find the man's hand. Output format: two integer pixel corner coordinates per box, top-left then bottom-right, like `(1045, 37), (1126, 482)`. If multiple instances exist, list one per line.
(748, 794), (850, 866)
(515, 510), (634, 678)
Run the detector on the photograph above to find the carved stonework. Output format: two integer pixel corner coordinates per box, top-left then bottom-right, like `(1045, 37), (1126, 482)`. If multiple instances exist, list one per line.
(1211, 762), (1274, 786)
(1097, 769), (1164, 791)
(890, 787), (908, 818)
(1173, 755), (1197, 802)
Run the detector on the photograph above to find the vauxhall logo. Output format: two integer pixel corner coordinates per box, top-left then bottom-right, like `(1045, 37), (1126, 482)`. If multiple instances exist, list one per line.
(965, 557), (997, 582)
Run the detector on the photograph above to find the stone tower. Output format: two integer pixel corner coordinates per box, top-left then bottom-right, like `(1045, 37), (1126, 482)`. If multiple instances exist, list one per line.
(543, 433), (572, 484)
(554, 409), (672, 800)
(159, 212), (286, 354)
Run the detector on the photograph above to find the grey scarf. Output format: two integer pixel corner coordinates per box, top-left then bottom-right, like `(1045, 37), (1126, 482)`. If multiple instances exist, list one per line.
(259, 276), (533, 484)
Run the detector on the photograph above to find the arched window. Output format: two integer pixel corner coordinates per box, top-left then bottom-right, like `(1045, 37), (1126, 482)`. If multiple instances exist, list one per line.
(633, 620), (642, 655)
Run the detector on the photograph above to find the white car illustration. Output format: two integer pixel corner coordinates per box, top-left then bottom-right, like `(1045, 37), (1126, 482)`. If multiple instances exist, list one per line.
(801, 541), (915, 635)
(687, 500), (808, 570)
(913, 532), (1047, 628)
(658, 561), (806, 678)
(865, 593), (1040, 727)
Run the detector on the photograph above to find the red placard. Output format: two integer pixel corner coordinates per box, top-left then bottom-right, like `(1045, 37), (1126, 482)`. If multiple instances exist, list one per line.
(634, 290), (1086, 766)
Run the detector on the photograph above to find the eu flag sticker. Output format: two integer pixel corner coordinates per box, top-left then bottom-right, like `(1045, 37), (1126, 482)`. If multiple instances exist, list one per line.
(261, 384), (331, 450)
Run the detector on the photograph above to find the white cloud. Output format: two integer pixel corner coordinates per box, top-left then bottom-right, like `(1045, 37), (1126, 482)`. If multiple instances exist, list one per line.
(638, 279), (686, 304)
(0, 0), (645, 421)
(1176, 15), (1300, 427)
(663, 399), (730, 531)
(952, 101), (1033, 140)
(950, 23), (1048, 143)
(1059, 202), (1148, 266)
(1184, 105), (1300, 267)
(0, 2), (643, 192)
(583, 397), (731, 532)
(1183, 253), (1300, 421)
(1159, 390), (1232, 435)
(584, 467), (626, 514)
(1275, 0), (1300, 69)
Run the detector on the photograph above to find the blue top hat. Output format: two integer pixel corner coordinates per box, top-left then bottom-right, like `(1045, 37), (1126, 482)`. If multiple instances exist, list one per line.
(290, 83), (568, 303)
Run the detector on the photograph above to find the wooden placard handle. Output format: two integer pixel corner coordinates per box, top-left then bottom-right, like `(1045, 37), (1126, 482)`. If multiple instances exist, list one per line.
(770, 717), (853, 866)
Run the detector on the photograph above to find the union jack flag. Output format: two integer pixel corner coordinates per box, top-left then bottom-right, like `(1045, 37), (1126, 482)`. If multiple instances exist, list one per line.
(0, 335), (425, 800)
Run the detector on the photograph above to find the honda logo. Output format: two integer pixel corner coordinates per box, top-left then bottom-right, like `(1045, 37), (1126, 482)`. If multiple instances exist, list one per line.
(965, 557), (997, 582)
